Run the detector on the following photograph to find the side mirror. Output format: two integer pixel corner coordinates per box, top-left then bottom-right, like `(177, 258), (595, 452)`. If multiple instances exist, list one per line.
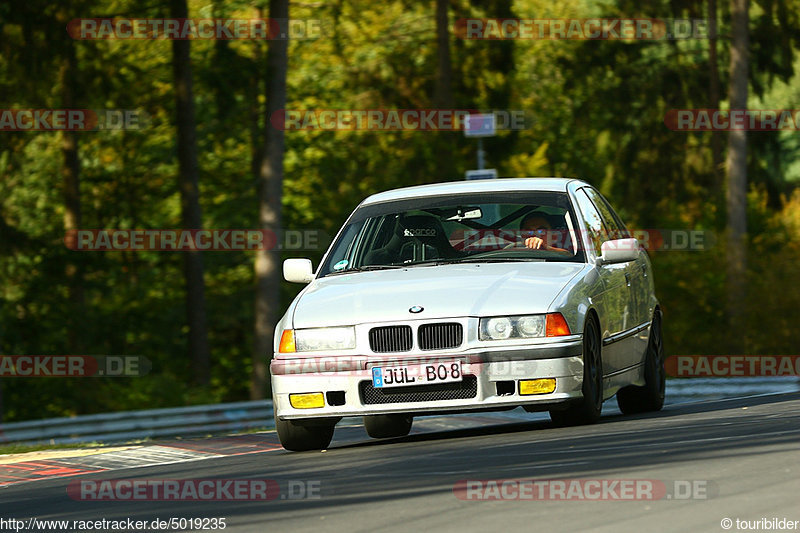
(283, 258), (314, 283)
(595, 238), (640, 266)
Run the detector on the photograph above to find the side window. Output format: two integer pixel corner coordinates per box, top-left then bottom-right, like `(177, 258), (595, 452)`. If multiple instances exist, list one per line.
(574, 189), (607, 256)
(584, 189), (630, 239)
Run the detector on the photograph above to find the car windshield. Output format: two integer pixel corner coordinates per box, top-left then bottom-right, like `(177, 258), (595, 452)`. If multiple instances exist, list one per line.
(317, 191), (584, 277)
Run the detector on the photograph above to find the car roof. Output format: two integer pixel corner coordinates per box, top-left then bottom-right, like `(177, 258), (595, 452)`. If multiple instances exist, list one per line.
(361, 177), (588, 205)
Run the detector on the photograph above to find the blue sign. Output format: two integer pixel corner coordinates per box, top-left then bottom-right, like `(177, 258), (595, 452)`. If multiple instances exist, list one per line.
(464, 113), (496, 137)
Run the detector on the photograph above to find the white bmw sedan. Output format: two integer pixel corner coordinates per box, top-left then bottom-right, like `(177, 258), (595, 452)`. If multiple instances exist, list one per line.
(270, 178), (664, 451)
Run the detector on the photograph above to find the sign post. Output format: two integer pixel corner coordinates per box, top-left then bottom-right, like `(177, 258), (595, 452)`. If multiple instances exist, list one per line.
(465, 169), (498, 180)
(463, 113), (496, 172)
(463, 113), (500, 221)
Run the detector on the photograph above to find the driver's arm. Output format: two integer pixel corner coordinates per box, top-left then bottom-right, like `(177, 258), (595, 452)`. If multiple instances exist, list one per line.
(523, 236), (571, 255)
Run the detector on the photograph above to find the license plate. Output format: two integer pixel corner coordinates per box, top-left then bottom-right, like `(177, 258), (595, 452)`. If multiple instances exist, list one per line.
(371, 361), (463, 388)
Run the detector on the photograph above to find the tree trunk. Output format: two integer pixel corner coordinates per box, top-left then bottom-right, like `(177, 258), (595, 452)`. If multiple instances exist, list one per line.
(434, 0), (455, 181)
(60, 30), (84, 354)
(170, 0), (211, 385)
(252, 0), (289, 400)
(250, 6), (265, 185)
(725, 0), (749, 348)
(708, 0), (723, 190)
(434, 0), (453, 109)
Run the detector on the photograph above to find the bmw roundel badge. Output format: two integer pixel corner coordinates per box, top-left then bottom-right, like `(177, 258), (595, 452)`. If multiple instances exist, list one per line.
(409, 305), (424, 314)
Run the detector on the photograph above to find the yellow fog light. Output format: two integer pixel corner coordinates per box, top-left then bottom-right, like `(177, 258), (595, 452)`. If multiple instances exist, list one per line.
(289, 392), (325, 409)
(519, 379), (556, 395)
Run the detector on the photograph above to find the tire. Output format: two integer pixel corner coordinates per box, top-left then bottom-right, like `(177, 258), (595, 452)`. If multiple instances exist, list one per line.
(364, 414), (413, 438)
(274, 412), (335, 452)
(550, 316), (603, 426)
(616, 310), (665, 414)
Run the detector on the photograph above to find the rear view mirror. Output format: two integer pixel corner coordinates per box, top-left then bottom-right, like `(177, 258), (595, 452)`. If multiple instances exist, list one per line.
(446, 207), (483, 221)
(283, 258), (314, 283)
(596, 238), (640, 266)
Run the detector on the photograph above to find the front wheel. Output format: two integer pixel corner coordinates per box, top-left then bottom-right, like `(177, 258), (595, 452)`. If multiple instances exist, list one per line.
(364, 414), (413, 438)
(616, 310), (665, 414)
(550, 317), (603, 426)
(274, 412), (336, 452)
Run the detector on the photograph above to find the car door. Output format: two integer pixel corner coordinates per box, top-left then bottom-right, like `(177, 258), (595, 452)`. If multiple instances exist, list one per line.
(572, 188), (632, 377)
(587, 189), (650, 328)
(582, 188), (639, 327)
(583, 187), (648, 370)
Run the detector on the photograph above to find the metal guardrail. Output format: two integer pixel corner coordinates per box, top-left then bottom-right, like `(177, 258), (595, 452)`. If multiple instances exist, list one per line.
(0, 400), (274, 446)
(2, 378), (798, 447)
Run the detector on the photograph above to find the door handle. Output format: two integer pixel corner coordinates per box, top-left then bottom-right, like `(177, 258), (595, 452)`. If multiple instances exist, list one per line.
(625, 273), (631, 286)
(641, 264), (647, 277)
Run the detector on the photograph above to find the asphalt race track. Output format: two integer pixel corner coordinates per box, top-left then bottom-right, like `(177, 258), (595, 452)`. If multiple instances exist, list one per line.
(2, 392), (799, 533)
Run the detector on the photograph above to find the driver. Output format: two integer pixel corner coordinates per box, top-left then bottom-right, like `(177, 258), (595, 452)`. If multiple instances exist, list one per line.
(518, 214), (571, 255)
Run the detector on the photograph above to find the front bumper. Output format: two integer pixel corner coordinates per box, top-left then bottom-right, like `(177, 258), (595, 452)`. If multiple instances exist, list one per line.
(271, 338), (584, 420)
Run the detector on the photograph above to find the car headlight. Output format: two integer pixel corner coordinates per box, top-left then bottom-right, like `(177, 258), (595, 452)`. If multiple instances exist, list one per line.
(481, 317), (514, 340)
(291, 327), (356, 352)
(516, 315), (545, 337)
(480, 313), (569, 340)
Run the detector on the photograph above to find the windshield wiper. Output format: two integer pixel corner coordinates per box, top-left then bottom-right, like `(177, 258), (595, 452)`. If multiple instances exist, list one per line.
(448, 257), (541, 264)
(406, 257), (541, 267)
(325, 265), (406, 276)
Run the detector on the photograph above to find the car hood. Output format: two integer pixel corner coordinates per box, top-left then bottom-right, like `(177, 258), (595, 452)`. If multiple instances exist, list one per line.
(291, 262), (585, 328)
